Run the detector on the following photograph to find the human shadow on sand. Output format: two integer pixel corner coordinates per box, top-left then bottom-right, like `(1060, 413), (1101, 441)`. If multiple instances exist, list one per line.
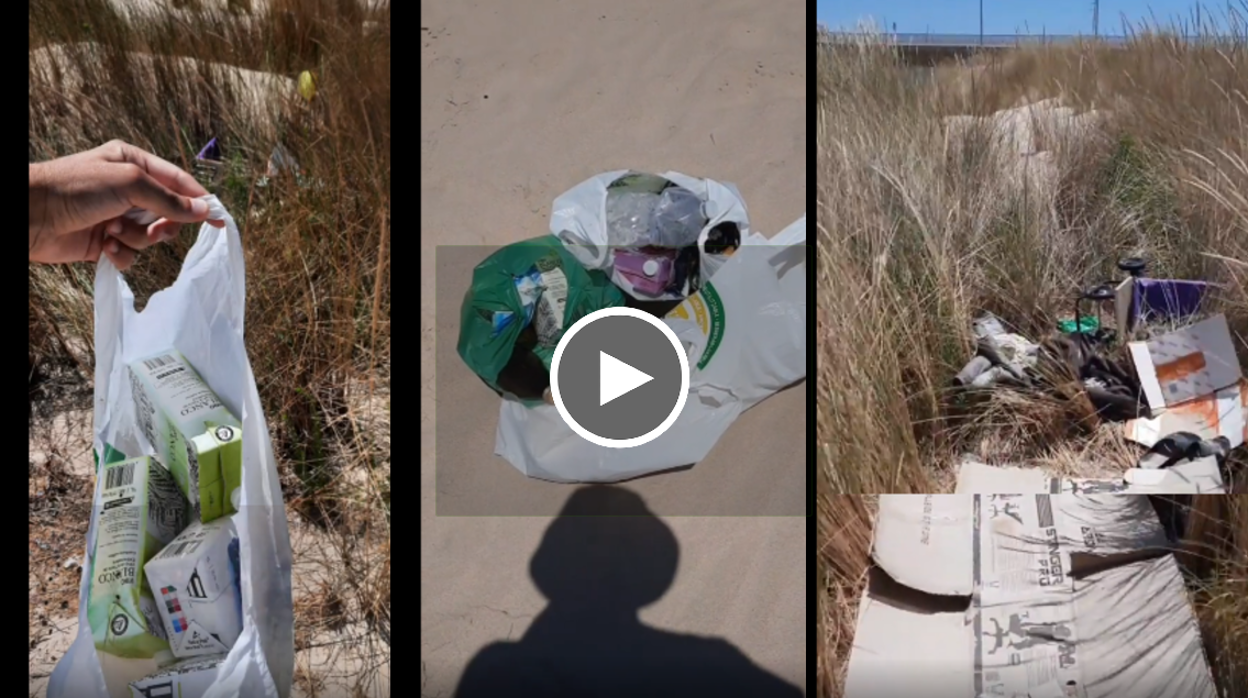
(453, 485), (803, 698)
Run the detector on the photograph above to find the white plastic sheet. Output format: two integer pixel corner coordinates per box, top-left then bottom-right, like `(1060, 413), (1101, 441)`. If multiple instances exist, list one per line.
(495, 216), (806, 482)
(48, 196), (294, 698)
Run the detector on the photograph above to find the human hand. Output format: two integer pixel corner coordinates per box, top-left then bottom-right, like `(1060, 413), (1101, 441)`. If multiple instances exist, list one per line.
(29, 140), (225, 271)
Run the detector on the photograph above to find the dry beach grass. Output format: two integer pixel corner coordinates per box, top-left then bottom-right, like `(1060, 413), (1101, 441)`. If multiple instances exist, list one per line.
(28, 1), (389, 695)
(817, 29), (1248, 698)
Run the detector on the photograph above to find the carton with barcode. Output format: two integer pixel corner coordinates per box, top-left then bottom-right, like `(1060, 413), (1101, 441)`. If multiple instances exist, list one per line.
(128, 653), (226, 698)
(144, 517), (242, 658)
(89, 456), (189, 659)
(128, 350), (242, 523)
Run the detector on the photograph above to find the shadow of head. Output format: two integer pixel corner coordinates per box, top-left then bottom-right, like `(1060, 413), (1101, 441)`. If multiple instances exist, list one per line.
(530, 485), (678, 611)
(453, 485), (804, 697)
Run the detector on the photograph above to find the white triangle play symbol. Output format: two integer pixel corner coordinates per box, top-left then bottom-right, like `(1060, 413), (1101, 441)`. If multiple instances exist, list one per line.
(600, 351), (653, 406)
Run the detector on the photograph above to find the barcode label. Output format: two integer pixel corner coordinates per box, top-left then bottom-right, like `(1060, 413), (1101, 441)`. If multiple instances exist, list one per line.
(105, 463), (135, 490)
(163, 539), (202, 559)
(130, 370), (157, 449)
(143, 354), (177, 371)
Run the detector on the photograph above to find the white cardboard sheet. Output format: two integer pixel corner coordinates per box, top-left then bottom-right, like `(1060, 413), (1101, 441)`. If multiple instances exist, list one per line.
(956, 458), (1225, 495)
(846, 495), (1218, 698)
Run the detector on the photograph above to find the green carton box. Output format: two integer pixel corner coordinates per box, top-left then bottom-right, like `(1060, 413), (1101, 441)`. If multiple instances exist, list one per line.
(129, 350), (242, 522)
(89, 456), (188, 659)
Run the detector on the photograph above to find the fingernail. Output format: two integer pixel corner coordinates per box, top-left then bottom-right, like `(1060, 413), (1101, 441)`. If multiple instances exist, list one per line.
(191, 198), (209, 217)
(107, 220), (122, 236)
(108, 241), (120, 255)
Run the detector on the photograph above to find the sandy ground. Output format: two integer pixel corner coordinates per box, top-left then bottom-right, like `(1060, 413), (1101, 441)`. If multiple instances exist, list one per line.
(420, 1), (806, 696)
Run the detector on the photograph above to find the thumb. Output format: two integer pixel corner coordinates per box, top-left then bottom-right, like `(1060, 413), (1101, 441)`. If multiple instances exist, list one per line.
(123, 172), (210, 224)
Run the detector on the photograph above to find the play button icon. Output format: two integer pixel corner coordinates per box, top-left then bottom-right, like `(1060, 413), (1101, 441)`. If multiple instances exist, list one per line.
(551, 307), (690, 448)
(599, 352), (653, 406)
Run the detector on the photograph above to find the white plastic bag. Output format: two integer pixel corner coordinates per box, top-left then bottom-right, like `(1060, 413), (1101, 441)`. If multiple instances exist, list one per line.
(49, 196), (294, 698)
(496, 216), (806, 482)
(550, 170), (751, 299)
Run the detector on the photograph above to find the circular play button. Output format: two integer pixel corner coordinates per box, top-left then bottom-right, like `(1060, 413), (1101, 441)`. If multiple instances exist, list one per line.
(550, 307), (690, 448)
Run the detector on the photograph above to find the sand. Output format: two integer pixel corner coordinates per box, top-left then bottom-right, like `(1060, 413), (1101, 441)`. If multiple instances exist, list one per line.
(419, 1), (806, 695)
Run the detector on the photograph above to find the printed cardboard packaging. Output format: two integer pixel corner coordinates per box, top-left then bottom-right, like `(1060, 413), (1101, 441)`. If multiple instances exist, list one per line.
(89, 456), (189, 659)
(128, 653), (226, 698)
(956, 457), (1225, 495)
(144, 518), (242, 658)
(844, 494), (1218, 698)
(129, 350), (242, 522)
(1125, 314), (1245, 448)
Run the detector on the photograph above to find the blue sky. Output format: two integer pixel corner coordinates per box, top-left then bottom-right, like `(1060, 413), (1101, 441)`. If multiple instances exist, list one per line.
(817, 0), (1243, 35)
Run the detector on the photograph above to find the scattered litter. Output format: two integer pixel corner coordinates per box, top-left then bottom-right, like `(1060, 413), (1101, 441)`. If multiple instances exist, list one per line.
(266, 143), (299, 179)
(1056, 316), (1100, 334)
(298, 70), (317, 103)
(952, 251), (1245, 487)
(195, 138), (220, 162)
(845, 494), (1219, 698)
(953, 312), (1038, 387)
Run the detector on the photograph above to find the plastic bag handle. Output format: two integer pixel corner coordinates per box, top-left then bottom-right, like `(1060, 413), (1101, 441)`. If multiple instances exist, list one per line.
(95, 195), (245, 333)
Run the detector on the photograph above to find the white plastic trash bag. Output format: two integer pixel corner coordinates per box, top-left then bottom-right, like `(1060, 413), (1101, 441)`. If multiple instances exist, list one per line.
(48, 196), (294, 698)
(496, 217), (806, 482)
(550, 170), (751, 299)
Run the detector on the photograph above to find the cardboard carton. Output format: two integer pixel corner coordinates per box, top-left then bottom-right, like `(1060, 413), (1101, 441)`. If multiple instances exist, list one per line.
(956, 457), (1225, 495)
(128, 653), (226, 698)
(1126, 314), (1241, 423)
(144, 518), (242, 658)
(844, 494), (1218, 698)
(129, 350), (242, 522)
(89, 456), (189, 659)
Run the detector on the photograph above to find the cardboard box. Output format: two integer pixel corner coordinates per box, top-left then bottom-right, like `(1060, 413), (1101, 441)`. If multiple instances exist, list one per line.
(89, 456), (189, 659)
(144, 518), (242, 658)
(128, 653), (226, 698)
(844, 494), (1218, 698)
(956, 457), (1225, 494)
(1127, 314), (1241, 415)
(1124, 379), (1247, 449)
(129, 350), (242, 522)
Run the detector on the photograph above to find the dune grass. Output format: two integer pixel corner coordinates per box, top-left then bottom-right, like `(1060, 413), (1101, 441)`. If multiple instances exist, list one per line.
(816, 27), (1248, 698)
(28, 0), (389, 693)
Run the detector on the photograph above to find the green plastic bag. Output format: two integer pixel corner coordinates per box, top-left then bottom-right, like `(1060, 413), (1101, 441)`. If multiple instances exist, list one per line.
(458, 236), (625, 401)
